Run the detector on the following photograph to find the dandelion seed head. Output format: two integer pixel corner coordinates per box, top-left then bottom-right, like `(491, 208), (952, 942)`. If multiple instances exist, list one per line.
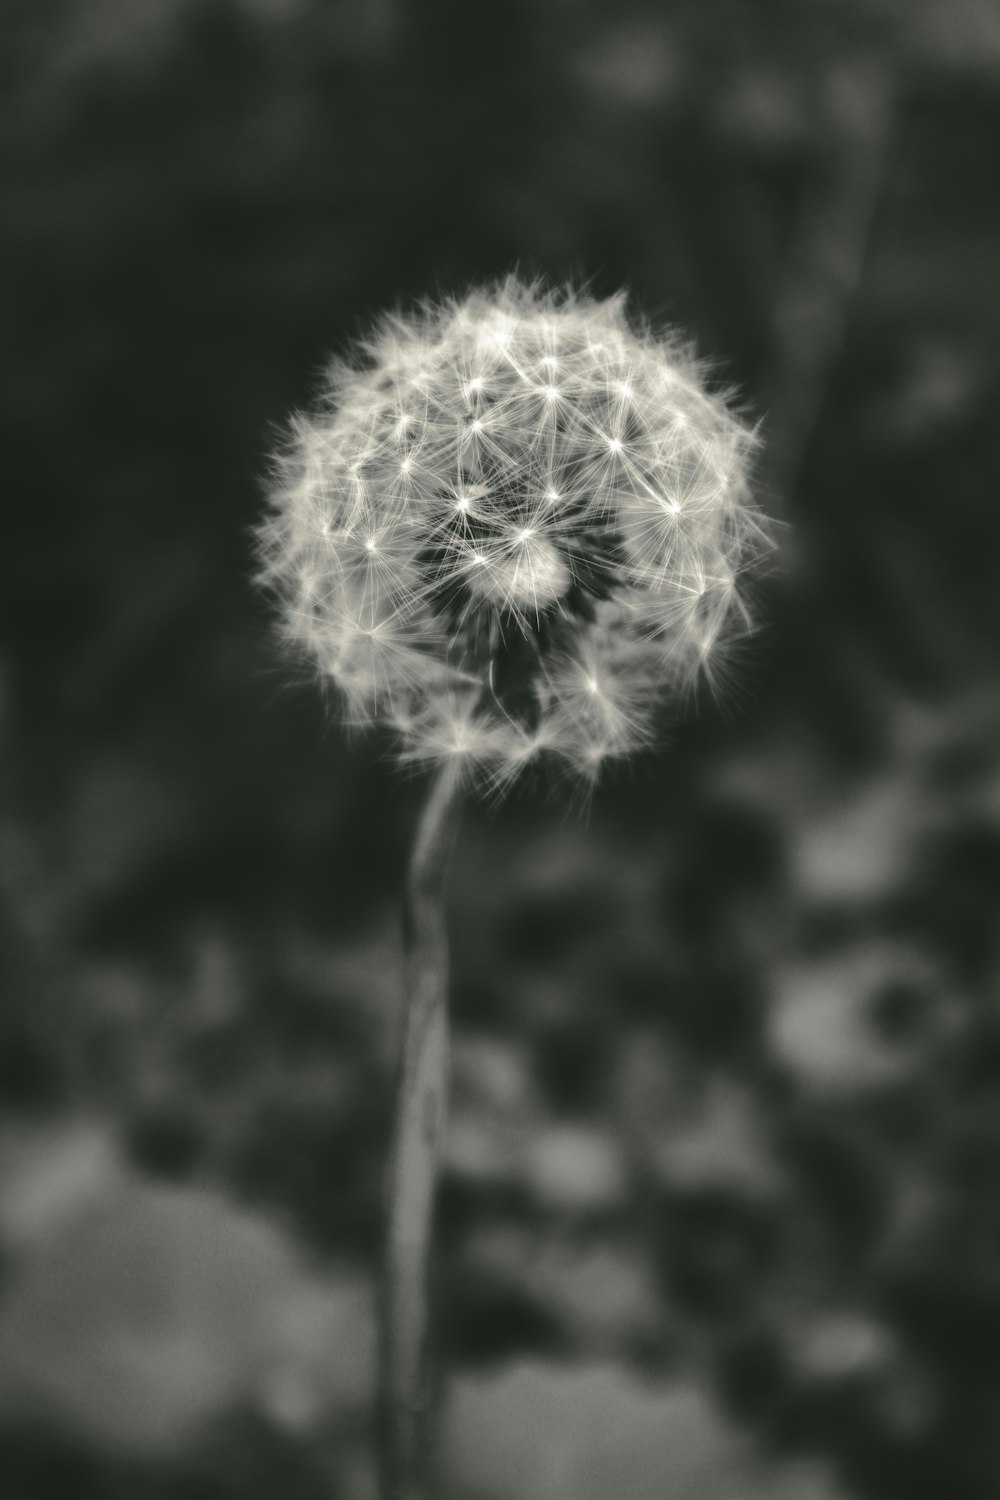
(258, 276), (770, 791)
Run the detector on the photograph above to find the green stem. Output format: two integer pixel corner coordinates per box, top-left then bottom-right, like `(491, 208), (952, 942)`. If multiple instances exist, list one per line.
(379, 764), (463, 1500)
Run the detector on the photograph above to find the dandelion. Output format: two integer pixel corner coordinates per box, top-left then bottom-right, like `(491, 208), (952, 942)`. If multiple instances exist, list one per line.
(256, 277), (770, 1500)
(258, 276), (768, 790)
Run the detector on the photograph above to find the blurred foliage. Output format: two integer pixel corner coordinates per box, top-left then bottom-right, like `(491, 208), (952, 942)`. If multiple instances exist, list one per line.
(2, 0), (1000, 1496)
(0, 1410), (338, 1500)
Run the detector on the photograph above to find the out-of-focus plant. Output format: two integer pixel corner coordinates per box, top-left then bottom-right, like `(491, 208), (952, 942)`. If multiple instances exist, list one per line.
(258, 277), (769, 1499)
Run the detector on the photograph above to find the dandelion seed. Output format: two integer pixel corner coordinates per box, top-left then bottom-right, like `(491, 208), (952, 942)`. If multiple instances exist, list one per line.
(481, 319), (513, 351)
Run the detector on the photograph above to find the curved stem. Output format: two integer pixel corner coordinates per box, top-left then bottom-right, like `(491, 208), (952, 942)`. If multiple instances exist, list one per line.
(758, 53), (899, 510)
(379, 764), (463, 1500)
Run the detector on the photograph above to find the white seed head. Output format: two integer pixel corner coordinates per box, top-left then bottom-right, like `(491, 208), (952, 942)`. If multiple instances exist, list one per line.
(258, 277), (770, 788)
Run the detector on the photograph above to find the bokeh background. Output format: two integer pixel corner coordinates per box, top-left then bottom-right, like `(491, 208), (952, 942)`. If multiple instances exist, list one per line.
(3, 1), (1000, 1496)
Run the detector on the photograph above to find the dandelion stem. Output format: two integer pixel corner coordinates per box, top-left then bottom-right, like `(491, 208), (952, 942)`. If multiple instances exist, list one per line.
(379, 764), (463, 1500)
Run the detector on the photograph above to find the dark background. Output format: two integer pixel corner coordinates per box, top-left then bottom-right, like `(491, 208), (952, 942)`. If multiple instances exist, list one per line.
(2, 1), (1000, 1496)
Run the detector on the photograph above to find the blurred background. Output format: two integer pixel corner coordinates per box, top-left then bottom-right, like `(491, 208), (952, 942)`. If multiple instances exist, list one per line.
(2, 0), (1000, 1496)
